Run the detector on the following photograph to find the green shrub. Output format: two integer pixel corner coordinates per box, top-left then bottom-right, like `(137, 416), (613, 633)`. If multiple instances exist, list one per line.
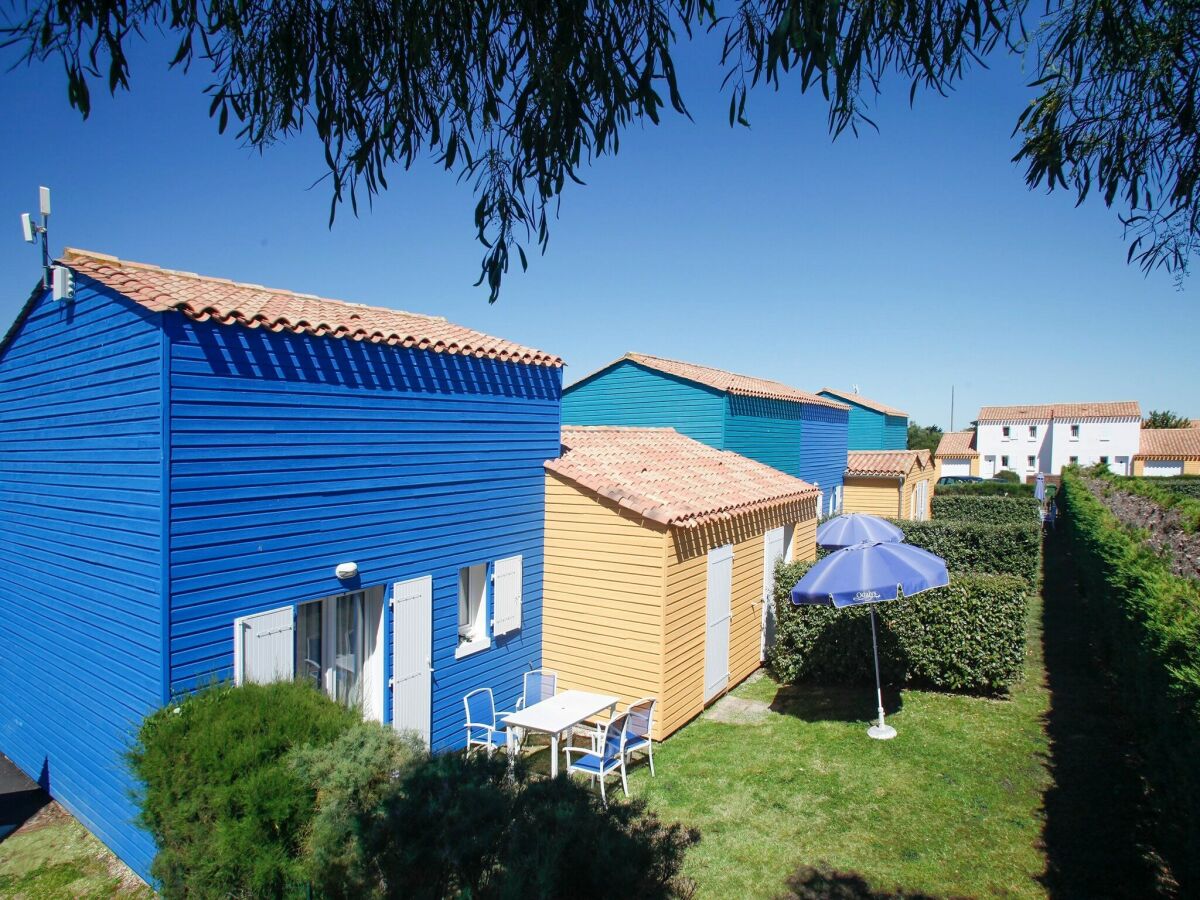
(289, 723), (427, 893)
(895, 519), (1041, 586)
(300, 751), (699, 898)
(935, 480), (1035, 497)
(128, 680), (360, 898)
(1108, 474), (1200, 532)
(1155, 479), (1200, 501)
(1060, 470), (1200, 890)
(931, 494), (1042, 526)
(769, 560), (1028, 694)
(992, 469), (1022, 483)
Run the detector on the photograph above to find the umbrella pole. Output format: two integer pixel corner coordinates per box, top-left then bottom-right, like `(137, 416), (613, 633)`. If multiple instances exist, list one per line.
(867, 607), (897, 740)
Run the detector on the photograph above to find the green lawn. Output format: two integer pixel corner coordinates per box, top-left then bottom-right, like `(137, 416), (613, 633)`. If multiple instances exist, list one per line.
(0, 810), (153, 899)
(627, 596), (1052, 898)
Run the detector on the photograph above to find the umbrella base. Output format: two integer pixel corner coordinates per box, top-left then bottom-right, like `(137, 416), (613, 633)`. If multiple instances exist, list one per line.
(867, 723), (897, 740)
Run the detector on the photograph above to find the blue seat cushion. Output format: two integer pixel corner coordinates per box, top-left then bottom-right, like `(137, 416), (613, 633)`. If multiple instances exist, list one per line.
(623, 735), (650, 752)
(569, 752), (618, 774)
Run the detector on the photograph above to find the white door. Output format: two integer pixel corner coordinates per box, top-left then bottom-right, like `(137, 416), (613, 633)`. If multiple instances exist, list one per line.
(392, 576), (433, 747)
(705, 545), (734, 702)
(760, 527), (790, 661)
(982, 455), (997, 478)
(941, 459), (970, 478)
(1144, 459), (1183, 477)
(234, 606), (294, 685)
(913, 480), (928, 521)
(1114, 456), (1130, 476)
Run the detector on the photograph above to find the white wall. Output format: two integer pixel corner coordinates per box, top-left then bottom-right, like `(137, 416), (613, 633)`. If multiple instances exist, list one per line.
(1048, 419), (1140, 475)
(977, 419), (1051, 478)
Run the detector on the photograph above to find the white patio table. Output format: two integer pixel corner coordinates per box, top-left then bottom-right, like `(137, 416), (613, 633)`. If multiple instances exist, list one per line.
(502, 689), (619, 778)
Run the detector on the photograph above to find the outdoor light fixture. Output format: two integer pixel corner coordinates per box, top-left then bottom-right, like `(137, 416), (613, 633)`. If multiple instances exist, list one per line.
(335, 562), (359, 580)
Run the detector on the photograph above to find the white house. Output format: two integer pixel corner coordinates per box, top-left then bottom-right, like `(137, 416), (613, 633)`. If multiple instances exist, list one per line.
(975, 402), (1142, 478)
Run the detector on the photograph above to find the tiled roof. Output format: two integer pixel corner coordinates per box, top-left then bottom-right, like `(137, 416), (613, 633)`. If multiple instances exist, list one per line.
(60, 249), (562, 367)
(817, 388), (908, 418)
(934, 430), (978, 458)
(608, 353), (849, 409)
(977, 401), (1140, 421)
(545, 426), (819, 529)
(846, 450), (933, 478)
(1136, 428), (1200, 460)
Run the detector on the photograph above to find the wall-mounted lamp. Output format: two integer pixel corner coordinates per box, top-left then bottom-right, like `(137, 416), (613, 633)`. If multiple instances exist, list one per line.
(335, 562), (359, 580)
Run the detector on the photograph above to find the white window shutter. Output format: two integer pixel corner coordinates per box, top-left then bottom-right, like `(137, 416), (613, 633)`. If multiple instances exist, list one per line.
(491, 555), (523, 636)
(234, 606), (295, 685)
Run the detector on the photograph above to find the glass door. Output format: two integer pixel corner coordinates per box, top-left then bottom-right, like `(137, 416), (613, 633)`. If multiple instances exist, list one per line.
(294, 589), (383, 720)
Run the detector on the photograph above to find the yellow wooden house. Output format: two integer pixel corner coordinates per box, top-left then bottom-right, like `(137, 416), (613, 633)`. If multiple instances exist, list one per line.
(842, 450), (937, 520)
(1132, 428), (1200, 476)
(542, 426), (820, 740)
(934, 430), (980, 479)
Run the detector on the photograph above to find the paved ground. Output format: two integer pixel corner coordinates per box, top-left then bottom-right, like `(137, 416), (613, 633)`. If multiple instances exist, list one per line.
(0, 753), (48, 841)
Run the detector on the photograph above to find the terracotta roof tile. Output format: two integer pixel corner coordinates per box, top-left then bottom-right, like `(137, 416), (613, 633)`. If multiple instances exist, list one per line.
(545, 426), (818, 529)
(977, 401), (1140, 421)
(606, 353), (849, 409)
(817, 388), (908, 418)
(846, 450), (933, 477)
(60, 249), (562, 367)
(934, 430), (978, 458)
(1136, 428), (1200, 460)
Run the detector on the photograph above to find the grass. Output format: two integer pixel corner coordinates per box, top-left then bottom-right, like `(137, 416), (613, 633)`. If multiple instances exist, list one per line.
(0, 811), (153, 899)
(625, 594), (1053, 897)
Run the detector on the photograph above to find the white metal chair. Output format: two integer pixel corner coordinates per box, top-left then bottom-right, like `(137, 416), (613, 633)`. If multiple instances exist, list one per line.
(564, 712), (630, 804)
(622, 697), (657, 777)
(463, 688), (513, 757)
(516, 669), (558, 710)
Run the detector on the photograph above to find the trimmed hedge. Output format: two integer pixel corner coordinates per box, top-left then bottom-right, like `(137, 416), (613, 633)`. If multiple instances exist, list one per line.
(931, 494), (1042, 526)
(769, 560), (1028, 694)
(895, 519), (1040, 586)
(1060, 470), (1200, 891)
(936, 481), (1036, 497)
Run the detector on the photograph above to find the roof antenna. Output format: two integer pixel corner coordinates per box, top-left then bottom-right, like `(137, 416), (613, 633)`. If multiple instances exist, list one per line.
(20, 186), (73, 301)
(852, 383), (860, 394)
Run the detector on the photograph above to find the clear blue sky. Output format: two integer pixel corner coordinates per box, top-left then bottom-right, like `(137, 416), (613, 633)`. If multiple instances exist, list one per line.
(0, 28), (1193, 428)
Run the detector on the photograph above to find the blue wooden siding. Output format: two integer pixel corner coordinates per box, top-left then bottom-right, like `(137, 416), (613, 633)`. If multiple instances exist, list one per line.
(164, 317), (562, 751)
(799, 404), (849, 503)
(724, 396), (803, 477)
(0, 282), (163, 879)
(562, 360), (725, 446)
(882, 414), (908, 450)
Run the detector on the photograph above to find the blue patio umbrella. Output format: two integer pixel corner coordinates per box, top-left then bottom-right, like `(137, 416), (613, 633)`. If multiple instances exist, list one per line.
(1034, 473), (1046, 502)
(791, 541), (950, 740)
(817, 513), (904, 550)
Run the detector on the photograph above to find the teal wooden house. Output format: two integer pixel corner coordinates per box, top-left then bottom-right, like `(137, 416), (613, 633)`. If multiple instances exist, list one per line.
(562, 353), (850, 515)
(817, 388), (909, 451)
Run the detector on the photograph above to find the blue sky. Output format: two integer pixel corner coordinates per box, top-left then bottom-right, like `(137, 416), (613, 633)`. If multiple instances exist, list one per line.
(0, 28), (1193, 428)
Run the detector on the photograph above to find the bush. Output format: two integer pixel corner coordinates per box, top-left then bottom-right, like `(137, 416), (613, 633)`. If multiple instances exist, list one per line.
(769, 560), (1028, 694)
(1108, 474), (1200, 531)
(1155, 479), (1200, 501)
(992, 469), (1022, 483)
(931, 494), (1042, 526)
(935, 480), (1035, 497)
(895, 519), (1041, 586)
(289, 723), (427, 893)
(128, 680), (361, 898)
(1060, 470), (1200, 890)
(299, 751), (699, 899)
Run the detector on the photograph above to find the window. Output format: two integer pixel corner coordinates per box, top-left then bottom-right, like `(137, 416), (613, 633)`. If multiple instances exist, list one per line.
(458, 563), (488, 653)
(295, 590), (385, 720)
(1001, 455), (1010, 468)
(1069, 456), (1079, 465)
(1100, 456), (1109, 465)
(1027, 455), (1036, 468)
(1029, 425), (1037, 439)
(1070, 424), (1080, 439)
(1002, 426), (1011, 439)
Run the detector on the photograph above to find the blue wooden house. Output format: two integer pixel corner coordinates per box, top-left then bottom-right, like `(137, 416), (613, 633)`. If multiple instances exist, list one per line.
(817, 387), (909, 450)
(0, 249), (563, 881)
(562, 353), (850, 514)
